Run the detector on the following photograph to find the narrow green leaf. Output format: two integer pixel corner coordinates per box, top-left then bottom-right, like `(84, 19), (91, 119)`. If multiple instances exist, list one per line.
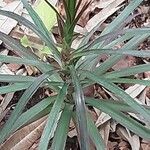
(0, 70), (55, 144)
(101, 0), (144, 35)
(0, 83), (30, 95)
(82, 28), (150, 51)
(108, 78), (150, 86)
(68, 0), (76, 21)
(0, 8), (61, 64)
(0, 31), (38, 60)
(0, 9), (44, 39)
(87, 114), (106, 150)
(11, 96), (56, 133)
(0, 74), (35, 83)
(21, 0), (61, 63)
(51, 104), (72, 150)
(105, 64), (150, 78)
(38, 83), (67, 150)
(85, 72), (150, 121)
(21, 0), (52, 41)
(86, 98), (150, 114)
(73, 49), (150, 59)
(0, 55), (52, 72)
(62, 0), (71, 23)
(70, 66), (89, 150)
(87, 99), (150, 141)
(94, 34), (149, 74)
(75, 32), (135, 69)
(78, 0), (143, 49)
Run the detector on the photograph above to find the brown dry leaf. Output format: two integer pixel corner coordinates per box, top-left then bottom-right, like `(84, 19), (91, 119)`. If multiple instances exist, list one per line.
(85, 0), (125, 32)
(0, 49), (9, 66)
(96, 112), (111, 127)
(112, 56), (136, 70)
(76, 0), (92, 27)
(68, 119), (77, 138)
(11, 120), (46, 150)
(0, 64), (14, 75)
(0, 116), (47, 150)
(141, 139), (150, 150)
(125, 83), (147, 99)
(25, 65), (34, 75)
(118, 141), (130, 150)
(0, 107), (10, 123)
(7, 63), (22, 72)
(117, 127), (140, 150)
(0, 1), (23, 44)
(108, 141), (118, 150)
(138, 5), (150, 14)
(95, 0), (118, 9)
(99, 121), (110, 147)
(0, 92), (14, 114)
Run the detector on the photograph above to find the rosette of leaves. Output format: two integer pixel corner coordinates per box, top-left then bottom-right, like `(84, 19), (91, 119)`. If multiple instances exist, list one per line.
(0, 0), (150, 149)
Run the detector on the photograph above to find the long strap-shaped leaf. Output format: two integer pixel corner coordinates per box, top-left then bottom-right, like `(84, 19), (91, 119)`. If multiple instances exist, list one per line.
(21, 0), (53, 40)
(70, 66), (89, 150)
(87, 113), (106, 150)
(38, 83), (67, 150)
(0, 31), (60, 77)
(107, 78), (150, 87)
(0, 83), (30, 95)
(85, 72), (150, 121)
(0, 55), (52, 72)
(78, 0), (143, 49)
(73, 48), (150, 59)
(0, 9), (61, 65)
(81, 28), (150, 51)
(0, 74), (35, 83)
(87, 98), (150, 141)
(0, 70), (56, 144)
(94, 34), (150, 75)
(86, 98), (150, 114)
(101, 0), (144, 36)
(104, 64), (150, 78)
(21, 0), (61, 63)
(51, 104), (72, 150)
(0, 31), (38, 60)
(11, 96), (56, 133)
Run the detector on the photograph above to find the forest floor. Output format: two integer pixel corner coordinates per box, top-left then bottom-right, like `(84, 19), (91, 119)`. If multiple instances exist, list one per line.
(0, 0), (150, 149)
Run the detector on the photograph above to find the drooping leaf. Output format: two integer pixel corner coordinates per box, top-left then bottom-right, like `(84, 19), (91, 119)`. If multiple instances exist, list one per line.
(0, 70), (56, 144)
(86, 98), (150, 114)
(85, 71), (150, 121)
(73, 48), (150, 59)
(0, 83), (30, 95)
(87, 113), (106, 150)
(94, 34), (149, 74)
(104, 64), (150, 78)
(0, 55), (51, 72)
(38, 83), (68, 150)
(0, 31), (38, 60)
(51, 104), (72, 150)
(70, 66), (89, 150)
(108, 78), (150, 86)
(21, 0), (61, 63)
(86, 98), (150, 141)
(11, 96), (56, 132)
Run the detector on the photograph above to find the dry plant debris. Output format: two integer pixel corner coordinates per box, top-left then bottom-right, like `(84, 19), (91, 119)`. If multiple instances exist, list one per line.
(0, 0), (150, 149)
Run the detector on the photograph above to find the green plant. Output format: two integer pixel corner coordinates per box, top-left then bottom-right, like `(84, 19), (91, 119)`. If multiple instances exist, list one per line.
(0, 0), (150, 149)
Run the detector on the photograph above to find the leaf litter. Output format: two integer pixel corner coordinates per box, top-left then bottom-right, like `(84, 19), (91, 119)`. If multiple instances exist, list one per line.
(0, 0), (150, 149)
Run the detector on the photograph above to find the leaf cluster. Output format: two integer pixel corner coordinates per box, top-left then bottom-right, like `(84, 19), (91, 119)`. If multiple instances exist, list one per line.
(0, 0), (150, 149)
